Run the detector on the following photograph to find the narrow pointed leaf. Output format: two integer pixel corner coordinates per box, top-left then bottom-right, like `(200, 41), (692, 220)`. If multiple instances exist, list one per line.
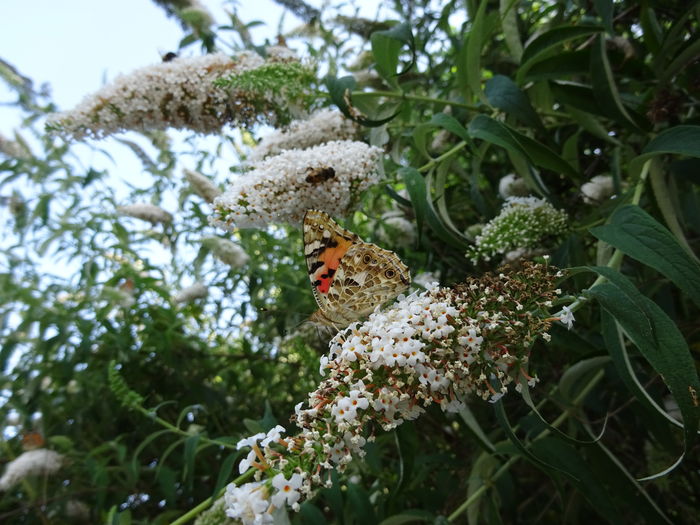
(590, 205), (700, 308)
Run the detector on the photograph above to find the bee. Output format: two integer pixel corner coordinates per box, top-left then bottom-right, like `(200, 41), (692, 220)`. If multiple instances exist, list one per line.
(305, 166), (336, 184)
(162, 52), (178, 62)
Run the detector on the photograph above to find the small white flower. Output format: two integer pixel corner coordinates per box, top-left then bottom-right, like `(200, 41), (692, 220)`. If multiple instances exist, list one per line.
(413, 272), (438, 289)
(271, 472), (303, 507)
(498, 174), (529, 199)
(224, 481), (272, 525)
(581, 175), (615, 204)
(261, 425), (285, 447)
(559, 305), (575, 330)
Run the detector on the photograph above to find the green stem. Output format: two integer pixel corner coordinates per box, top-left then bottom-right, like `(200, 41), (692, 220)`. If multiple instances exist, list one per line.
(418, 141), (468, 173)
(350, 90), (568, 117)
(447, 369), (605, 522)
(585, 158), (652, 291)
(351, 90), (481, 111)
(169, 469), (255, 525)
(136, 406), (236, 450)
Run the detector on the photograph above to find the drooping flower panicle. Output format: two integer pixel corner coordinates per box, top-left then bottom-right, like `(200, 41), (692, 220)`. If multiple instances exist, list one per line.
(201, 237), (250, 269)
(211, 140), (382, 229)
(224, 262), (562, 524)
(117, 203), (173, 224)
(184, 169), (222, 203)
(47, 52), (312, 140)
(173, 282), (209, 303)
(247, 109), (359, 163)
(0, 449), (64, 491)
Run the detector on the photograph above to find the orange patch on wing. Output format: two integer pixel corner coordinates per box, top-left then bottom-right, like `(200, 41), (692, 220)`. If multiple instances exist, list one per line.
(312, 238), (353, 294)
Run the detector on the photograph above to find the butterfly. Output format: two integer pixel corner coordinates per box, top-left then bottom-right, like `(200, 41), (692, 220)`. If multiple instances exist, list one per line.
(303, 210), (411, 329)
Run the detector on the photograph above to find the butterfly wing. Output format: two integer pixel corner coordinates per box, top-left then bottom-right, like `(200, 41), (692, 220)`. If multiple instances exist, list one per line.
(325, 242), (411, 324)
(303, 210), (358, 314)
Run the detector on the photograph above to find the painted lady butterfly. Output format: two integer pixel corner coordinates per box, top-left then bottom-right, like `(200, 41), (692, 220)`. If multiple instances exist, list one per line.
(303, 210), (411, 329)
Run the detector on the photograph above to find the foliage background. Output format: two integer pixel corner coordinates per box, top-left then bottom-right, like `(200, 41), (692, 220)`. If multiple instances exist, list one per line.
(1, 0), (700, 523)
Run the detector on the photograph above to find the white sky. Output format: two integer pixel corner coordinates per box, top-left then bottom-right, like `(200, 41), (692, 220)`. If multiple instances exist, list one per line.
(0, 0), (337, 131)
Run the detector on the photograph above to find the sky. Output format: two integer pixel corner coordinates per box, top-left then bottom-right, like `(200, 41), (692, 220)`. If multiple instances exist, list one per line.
(0, 0), (337, 131)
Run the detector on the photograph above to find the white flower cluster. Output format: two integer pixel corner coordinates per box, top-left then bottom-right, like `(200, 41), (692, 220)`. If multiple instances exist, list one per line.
(413, 271), (438, 289)
(247, 109), (358, 163)
(47, 52), (276, 140)
(265, 45), (299, 63)
(117, 203), (173, 224)
(185, 169), (222, 203)
(211, 141), (382, 229)
(581, 175), (615, 204)
(201, 237), (250, 268)
(498, 174), (529, 199)
(224, 426), (303, 524)
(173, 282), (208, 303)
(193, 496), (236, 525)
(467, 197), (568, 263)
(377, 212), (416, 247)
(0, 449), (64, 491)
(0, 132), (30, 159)
(224, 263), (560, 524)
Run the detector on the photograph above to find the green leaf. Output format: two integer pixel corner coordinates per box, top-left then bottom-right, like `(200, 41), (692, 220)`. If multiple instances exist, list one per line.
(521, 50), (590, 82)
(394, 422), (418, 496)
(325, 75), (400, 127)
(345, 483), (376, 524)
(485, 75), (544, 131)
(558, 356), (610, 402)
(412, 113), (469, 160)
(493, 400), (573, 477)
(590, 205), (700, 308)
(212, 451), (242, 499)
(182, 434), (200, 488)
(400, 167), (470, 249)
(593, 0), (614, 33)
(371, 22), (415, 88)
(585, 440), (673, 524)
(297, 502), (326, 525)
(429, 112), (471, 142)
(401, 167), (427, 243)
(630, 125), (700, 174)
(590, 34), (642, 130)
(564, 104), (620, 144)
(550, 82), (608, 118)
(459, 404), (496, 453)
(584, 266), (700, 466)
(530, 437), (623, 522)
(519, 376), (607, 446)
(518, 25), (604, 82)
(468, 115), (579, 179)
(499, 0), (523, 61)
(464, 0), (490, 101)
(156, 466), (177, 506)
(601, 311), (685, 433)
(379, 510), (433, 525)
